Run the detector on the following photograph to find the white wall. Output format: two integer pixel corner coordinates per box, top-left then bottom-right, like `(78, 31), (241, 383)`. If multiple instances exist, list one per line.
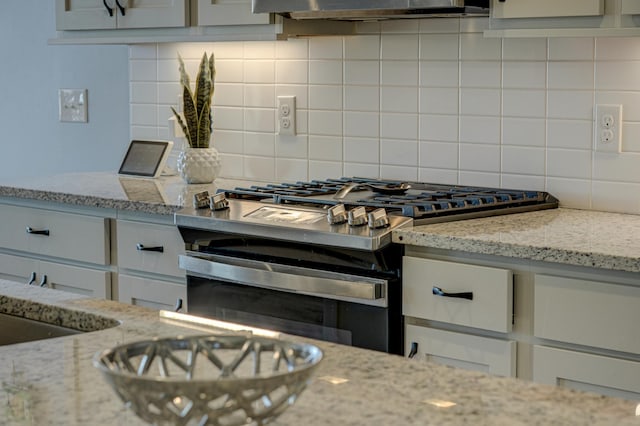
(0, 1), (130, 180)
(131, 18), (640, 214)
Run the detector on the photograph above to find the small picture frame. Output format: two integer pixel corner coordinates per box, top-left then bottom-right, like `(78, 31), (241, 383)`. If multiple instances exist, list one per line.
(118, 140), (173, 178)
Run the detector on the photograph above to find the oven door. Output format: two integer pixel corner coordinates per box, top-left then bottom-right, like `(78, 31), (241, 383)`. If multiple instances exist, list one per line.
(179, 254), (402, 354)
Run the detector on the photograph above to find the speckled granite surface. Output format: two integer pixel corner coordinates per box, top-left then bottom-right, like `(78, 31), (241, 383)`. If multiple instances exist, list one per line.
(394, 208), (640, 272)
(0, 172), (251, 215)
(0, 279), (638, 426)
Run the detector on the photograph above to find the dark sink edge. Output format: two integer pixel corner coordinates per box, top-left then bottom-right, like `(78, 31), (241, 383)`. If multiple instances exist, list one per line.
(0, 295), (120, 332)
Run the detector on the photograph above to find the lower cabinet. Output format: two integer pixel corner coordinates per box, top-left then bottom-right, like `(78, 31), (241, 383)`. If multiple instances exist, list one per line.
(0, 253), (110, 298)
(406, 324), (516, 377)
(118, 274), (186, 312)
(533, 345), (640, 400)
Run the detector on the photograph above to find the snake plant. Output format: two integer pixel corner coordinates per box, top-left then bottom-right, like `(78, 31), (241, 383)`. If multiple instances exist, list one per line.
(171, 52), (216, 148)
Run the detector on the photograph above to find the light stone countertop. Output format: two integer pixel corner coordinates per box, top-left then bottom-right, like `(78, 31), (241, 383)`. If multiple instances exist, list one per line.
(0, 171), (257, 215)
(393, 208), (640, 273)
(0, 279), (638, 426)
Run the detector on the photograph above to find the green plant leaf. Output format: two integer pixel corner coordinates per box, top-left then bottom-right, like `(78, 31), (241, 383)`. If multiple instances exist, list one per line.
(177, 53), (190, 89)
(197, 102), (211, 148)
(170, 107), (190, 142)
(182, 84), (198, 147)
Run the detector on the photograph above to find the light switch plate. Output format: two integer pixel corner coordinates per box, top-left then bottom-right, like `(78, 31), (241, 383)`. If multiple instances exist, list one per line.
(59, 89), (88, 123)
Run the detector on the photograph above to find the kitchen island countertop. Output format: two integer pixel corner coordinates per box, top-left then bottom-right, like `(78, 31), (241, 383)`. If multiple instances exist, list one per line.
(394, 208), (640, 273)
(0, 279), (638, 426)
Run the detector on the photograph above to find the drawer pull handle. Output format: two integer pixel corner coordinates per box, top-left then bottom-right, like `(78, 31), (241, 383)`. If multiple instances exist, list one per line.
(432, 286), (473, 301)
(136, 243), (164, 253)
(27, 272), (37, 285)
(174, 298), (183, 312)
(39, 275), (48, 288)
(26, 227), (50, 236)
(408, 341), (418, 359)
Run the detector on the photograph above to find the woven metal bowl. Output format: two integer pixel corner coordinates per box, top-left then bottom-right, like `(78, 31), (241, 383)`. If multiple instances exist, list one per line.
(93, 334), (323, 426)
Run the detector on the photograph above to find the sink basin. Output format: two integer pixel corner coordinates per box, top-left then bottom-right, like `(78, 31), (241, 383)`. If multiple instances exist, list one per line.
(0, 311), (119, 346)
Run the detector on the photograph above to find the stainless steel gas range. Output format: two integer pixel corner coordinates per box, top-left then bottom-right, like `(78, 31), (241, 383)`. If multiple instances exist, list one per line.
(175, 177), (558, 355)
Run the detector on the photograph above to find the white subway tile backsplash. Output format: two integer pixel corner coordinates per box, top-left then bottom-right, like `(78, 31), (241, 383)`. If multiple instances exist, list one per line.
(548, 62), (594, 90)
(503, 89), (546, 118)
(549, 38), (593, 61)
(380, 139), (418, 166)
(460, 88), (500, 116)
(420, 87), (458, 115)
(460, 61), (501, 88)
(503, 38), (546, 61)
(344, 112), (379, 138)
(134, 21), (640, 213)
(503, 118), (545, 147)
(380, 113), (418, 140)
(503, 62), (546, 89)
(309, 85), (343, 110)
(345, 36), (380, 60)
(420, 61), (459, 87)
(419, 34), (459, 61)
(381, 60), (419, 86)
(381, 87), (418, 113)
(381, 34), (419, 60)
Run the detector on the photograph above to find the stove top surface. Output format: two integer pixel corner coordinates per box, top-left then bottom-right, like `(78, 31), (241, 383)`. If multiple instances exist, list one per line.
(219, 177), (558, 224)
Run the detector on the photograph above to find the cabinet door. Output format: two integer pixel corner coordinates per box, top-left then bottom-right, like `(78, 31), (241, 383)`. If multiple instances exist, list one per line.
(56, 0), (117, 30)
(492, 0), (604, 19)
(534, 345), (640, 400)
(119, 274), (186, 311)
(406, 324), (516, 377)
(40, 260), (111, 299)
(196, 0), (270, 26)
(0, 253), (38, 284)
(118, 0), (189, 29)
(622, 0), (640, 14)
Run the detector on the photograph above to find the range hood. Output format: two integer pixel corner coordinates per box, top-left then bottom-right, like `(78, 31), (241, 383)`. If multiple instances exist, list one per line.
(252, 0), (489, 20)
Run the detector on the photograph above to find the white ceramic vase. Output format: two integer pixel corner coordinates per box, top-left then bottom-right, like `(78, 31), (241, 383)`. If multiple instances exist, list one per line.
(177, 146), (222, 184)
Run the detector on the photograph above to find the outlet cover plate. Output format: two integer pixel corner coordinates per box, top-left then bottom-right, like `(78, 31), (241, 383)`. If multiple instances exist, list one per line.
(594, 104), (622, 153)
(59, 89), (88, 123)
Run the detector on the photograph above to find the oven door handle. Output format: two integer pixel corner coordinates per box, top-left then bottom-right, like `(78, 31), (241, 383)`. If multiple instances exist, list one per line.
(179, 254), (388, 307)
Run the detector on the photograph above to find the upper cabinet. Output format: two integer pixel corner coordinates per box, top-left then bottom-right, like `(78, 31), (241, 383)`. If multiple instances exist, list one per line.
(195, 0), (270, 26)
(491, 0), (604, 19)
(486, 0), (640, 37)
(56, 0), (189, 31)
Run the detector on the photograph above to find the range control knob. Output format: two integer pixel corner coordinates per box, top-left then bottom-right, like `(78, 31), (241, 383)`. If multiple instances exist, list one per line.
(327, 204), (348, 225)
(209, 192), (229, 211)
(367, 208), (390, 229)
(347, 206), (368, 227)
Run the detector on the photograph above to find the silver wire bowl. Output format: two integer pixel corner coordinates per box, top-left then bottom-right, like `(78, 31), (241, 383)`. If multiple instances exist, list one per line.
(93, 334), (323, 426)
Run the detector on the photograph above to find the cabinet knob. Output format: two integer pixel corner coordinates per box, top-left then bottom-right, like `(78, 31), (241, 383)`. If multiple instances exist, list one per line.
(26, 227), (50, 236)
(432, 286), (474, 301)
(27, 272), (37, 285)
(136, 243), (164, 253)
(102, 0), (114, 16)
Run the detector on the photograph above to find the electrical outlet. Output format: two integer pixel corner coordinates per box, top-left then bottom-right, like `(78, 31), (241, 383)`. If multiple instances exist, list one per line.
(595, 104), (622, 153)
(277, 95), (296, 136)
(59, 89), (88, 123)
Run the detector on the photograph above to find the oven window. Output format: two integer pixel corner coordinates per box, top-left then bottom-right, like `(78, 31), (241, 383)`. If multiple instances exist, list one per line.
(187, 278), (398, 353)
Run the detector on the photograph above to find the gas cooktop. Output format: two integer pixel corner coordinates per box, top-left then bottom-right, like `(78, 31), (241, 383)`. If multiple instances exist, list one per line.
(218, 177), (558, 225)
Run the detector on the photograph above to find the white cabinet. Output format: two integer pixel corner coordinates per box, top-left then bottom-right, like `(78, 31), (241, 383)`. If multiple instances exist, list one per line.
(622, 0), (640, 15)
(115, 219), (186, 311)
(491, 0), (604, 19)
(195, 0), (270, 26)
(402, 255), (516, 377)
(406, 324), (516, 377)
(56, 0), (189, 31)
(0, 203), (111, 298)
(0, 253), (110, 298)
(534, 345), (640, 400)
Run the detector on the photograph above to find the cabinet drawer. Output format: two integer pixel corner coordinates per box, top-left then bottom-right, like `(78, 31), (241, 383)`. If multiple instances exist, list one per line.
(406, 324), (516, 377)
(116, 220), (185, 278)
(0, 204), (108, 265)
(119, 274), (187, 312)
(403, 257), (513, 333)
(534, 345), (640, 400)
(40, 260), (111, 299)
(534, 274), (640, 354)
